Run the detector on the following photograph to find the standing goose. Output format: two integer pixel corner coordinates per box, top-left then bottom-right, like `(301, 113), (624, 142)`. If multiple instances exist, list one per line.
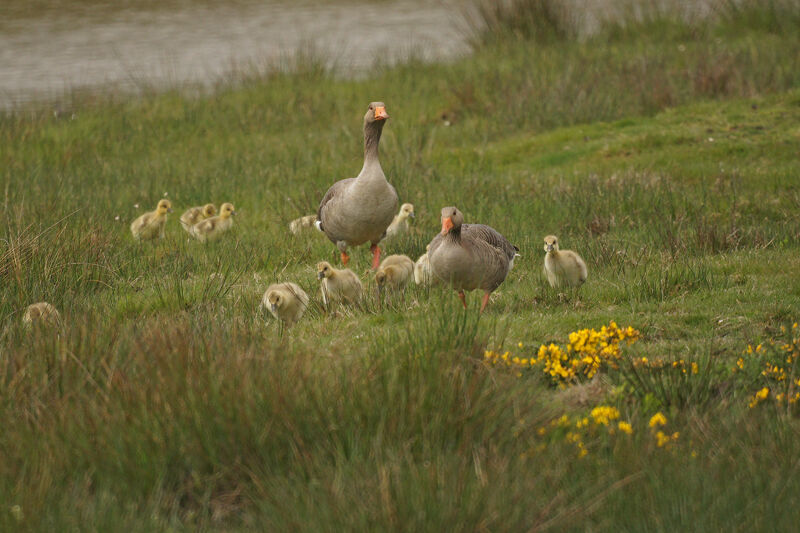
(316, 102), (398, 269)
(428, 206), (518, 312)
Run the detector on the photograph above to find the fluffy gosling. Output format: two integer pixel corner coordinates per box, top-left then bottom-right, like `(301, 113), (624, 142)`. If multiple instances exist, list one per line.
(289, 214), (317, 235)
(384, 203), (415, 240)
(414, 245), (433, 285)
(316, 261), (362, 307)
(191, 202), (236, 242)
(375, 254), (414, 291)
(22, 302), (61, 327)
(543, 235), (588, 288)
(130, 199), (172, 241)
(262, 282), (309, 326)
(180, 203), (216, 233)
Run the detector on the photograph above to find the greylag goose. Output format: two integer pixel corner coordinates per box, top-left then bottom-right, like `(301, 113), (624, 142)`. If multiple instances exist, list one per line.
(262, 282), (310, 326)
(316, 102), (398, 269)
(22, 302), (61, 327)
(316, 261), (363, 307)
(375, 254), (414, 291)
(383, 203), (415, 241)
(190, 203), (235, 242)
(180, 203), (216, 233)
(543, 235), (587, 288)
(428, 206), (518, 312)
(130, 199), (172, 240)
(289, 214), (317, 235)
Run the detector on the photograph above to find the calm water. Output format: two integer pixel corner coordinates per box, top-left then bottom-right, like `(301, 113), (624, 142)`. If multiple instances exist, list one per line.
(0, 0), (469, 109)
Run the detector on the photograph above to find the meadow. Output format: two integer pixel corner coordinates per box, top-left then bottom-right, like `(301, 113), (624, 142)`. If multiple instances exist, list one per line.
(2, 0), (800, 530)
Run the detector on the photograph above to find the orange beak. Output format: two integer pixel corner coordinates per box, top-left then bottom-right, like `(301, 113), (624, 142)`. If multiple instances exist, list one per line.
(374, 106), (389, 121)
(441, 216), (454, 235)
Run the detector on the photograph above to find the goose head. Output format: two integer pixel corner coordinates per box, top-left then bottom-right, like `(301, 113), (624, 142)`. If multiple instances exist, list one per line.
(219, 203), (236, 219)
(202, 204), (217, 217)
(440, 206), (464, 235)
(364, 101), (389, 125)
(543, 235), (559, 253)
(156, 199), (173, 215)
(266, 291), (283, 313)
(398, 203), (415, 221)
(317, 261), (334, 280)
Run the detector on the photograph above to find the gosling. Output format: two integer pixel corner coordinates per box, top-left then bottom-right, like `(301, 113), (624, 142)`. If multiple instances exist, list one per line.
(130, 199), (172, 241)
(262, 282), (309, 327)
(414, 245), (433, 286)
(180, 203), (216, 233)
(316, 261), (362, 307)
(289, 214), (317, 235)
(383, 203), (415, 241)
(191, 202), (236, 243)
(543, 235), (588, 288)
(22, 302), (61, 327)
(375, 254), (414, 291)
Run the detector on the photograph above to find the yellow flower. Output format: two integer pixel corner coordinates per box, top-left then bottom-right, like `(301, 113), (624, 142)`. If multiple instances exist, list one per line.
(618, 421), (633, 435)
(590, 406), (620, 426)
(691, 362), (699, 375)
(649, 412), (667, 428)
(518, 342), (524, 348)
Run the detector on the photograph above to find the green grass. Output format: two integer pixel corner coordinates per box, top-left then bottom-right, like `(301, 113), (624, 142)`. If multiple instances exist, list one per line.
(2, 4), (800, 530)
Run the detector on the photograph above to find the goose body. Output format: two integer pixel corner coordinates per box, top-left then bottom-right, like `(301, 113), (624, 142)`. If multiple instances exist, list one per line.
(289, 214), (317, 235)
(375, 254), (414, 291)
(191, 203), (235, 243)
(130, 199), (172, 241)
(317, 102), (398, 269)
(543, 235), (587, 288)
(428, 207), (517, 312)
(316, 261), (363, 307)
(180, 204), (216, 233)
(262, 282), (309, 326)
(22, 302), (61, 327)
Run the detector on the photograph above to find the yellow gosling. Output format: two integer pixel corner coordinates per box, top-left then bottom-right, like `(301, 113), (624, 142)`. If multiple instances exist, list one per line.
(384, 203), (415, 240)
(375, 254), (414, 291)
(316, 261), (362, 308)
(180, 203), (216, 233)
(22, 302), (61, 327)
(414, 245), (433, 285)
(289, 214), (317, 235)
(543, 235), (588, 288)
(191, 202), (235, 243)
(262, 282), (310, 327)
(130, 199), (172, 241)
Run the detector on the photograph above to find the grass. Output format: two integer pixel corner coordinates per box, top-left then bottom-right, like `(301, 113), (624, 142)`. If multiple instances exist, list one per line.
(2, 1), (800, 530)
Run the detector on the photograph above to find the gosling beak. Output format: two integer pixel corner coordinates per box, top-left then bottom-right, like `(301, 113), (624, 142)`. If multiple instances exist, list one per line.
(546, 245), (553, 252)
(317, 271), (325, 280)
(374, 106), (389, 121)
(409, 212), (415, 219)
(167, 208), (173, 213)
(441, 216), (454, 235)
(270, 303), (277, 312)
(231, 211), (236, 216)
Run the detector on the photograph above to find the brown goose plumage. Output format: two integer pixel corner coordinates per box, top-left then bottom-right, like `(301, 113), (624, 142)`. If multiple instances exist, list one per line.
(428, 206), (518, 312)
(316, 102), (398, 269)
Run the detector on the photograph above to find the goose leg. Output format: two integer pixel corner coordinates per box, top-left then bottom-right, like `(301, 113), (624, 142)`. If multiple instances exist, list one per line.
(370, 244), (381, 270)
(458, 291), (467, 309)
(480, 291), (490, 313)
(340, 252), (350, 265)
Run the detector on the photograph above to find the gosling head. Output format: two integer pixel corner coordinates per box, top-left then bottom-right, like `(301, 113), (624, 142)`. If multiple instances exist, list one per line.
(375, 268), (389, 288)
(266, 291), (283, 313)
(364, 101), (389, 126)
(543, 235), (559, 253)
(202, 204), (217, 217)
(399, 203), (415, 220)
(317, 261), (334, 280)
(219, 203), (236, 219)
(157, 199), (173, 215)
(440, 206), (464, 236)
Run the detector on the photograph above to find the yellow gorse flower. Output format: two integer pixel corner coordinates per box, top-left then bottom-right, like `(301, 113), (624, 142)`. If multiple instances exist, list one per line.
(649, 412), (667, 428)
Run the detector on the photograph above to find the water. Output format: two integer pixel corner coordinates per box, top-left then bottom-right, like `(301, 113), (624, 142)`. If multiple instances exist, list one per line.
(0, 0), (470, 110)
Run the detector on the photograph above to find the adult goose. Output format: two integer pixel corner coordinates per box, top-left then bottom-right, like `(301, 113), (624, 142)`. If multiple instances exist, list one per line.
(316, 102), (398, 269)
(428, 206), (518, 312)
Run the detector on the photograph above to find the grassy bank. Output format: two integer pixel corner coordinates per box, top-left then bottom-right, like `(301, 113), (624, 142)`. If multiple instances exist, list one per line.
(2, 2), (800, 530)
